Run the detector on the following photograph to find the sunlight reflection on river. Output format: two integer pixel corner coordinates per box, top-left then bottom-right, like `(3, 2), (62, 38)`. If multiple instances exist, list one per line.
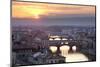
(49, 46), (88, 62)
(65, 53), (88, 62)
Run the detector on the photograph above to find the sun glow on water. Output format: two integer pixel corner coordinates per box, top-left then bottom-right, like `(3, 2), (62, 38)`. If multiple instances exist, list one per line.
(65, 53), (88, 62)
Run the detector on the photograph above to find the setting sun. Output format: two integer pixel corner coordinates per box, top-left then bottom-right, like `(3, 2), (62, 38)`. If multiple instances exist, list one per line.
(23, 7), (46, 19)
(34, 14), (40, 19)
(29, 8), (45, 19)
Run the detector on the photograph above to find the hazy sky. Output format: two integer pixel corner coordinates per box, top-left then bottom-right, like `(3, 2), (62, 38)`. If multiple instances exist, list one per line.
(12, 1), (96, 26)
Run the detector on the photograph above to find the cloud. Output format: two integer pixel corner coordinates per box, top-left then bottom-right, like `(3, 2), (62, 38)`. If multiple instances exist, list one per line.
(12, 1), (95, 19)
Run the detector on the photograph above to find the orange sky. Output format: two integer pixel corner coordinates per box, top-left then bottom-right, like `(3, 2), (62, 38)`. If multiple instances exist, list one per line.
(12, 1), (95, 19)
